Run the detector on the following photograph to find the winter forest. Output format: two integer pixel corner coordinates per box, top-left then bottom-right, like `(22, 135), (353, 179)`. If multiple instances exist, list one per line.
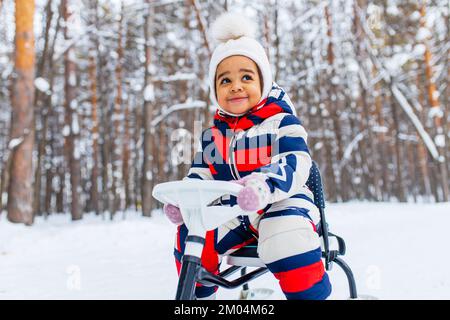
(0, 0), (449, 226)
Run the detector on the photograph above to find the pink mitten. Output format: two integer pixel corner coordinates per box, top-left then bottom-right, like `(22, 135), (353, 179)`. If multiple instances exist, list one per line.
(163, 203), (184, 225)
(235, 174), (271, 211)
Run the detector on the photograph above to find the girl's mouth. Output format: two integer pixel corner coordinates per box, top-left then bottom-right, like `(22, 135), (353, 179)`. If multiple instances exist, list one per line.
(228, 97), (248, 104)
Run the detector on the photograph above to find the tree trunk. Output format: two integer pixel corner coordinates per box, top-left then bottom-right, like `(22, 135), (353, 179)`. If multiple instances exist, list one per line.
(416, 72), (432, 199)
(324, 5), (344, 201)
(7, 0), (36, 225)
(87, 53), (100, 214)
(190, 0), (212, 128)
(141, 0), (155, 217)
(33, 0), (53, 216)
(374, 68), (390, 201)
(420, 3), (449, 201)
(63, 0), (82, 220)
(123, 83), (131, 210)
(388, 87), (407, 202)
(111, 2), (124, 219)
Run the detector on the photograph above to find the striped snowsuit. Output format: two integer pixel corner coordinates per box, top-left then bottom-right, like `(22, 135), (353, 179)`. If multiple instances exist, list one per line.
(174, 84), (332, 300)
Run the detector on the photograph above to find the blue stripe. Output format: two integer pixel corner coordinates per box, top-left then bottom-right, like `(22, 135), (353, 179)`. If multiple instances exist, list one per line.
(217, 196), (237, 206)
(284, 272), (332, 300)
(265, 247), (322, 273)
(215, 223), (254, 255)
(279, 114), (302, 127)
(291, 193), (315, 205)
(261, 154), (296, 193)
(278, 136), (309, 154)
(173, 249), (182, 262)
(187, 173), (203, 180)
(262, 208), (312, 221)
(177, 224), (188, 254)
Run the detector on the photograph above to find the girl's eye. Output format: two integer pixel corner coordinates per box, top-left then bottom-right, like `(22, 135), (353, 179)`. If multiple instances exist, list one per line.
(243, 75), (253, 81)
(220, 78), (230, 84)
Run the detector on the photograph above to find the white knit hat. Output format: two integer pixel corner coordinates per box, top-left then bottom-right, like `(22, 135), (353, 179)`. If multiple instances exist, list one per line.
(208, 12), (273, 115)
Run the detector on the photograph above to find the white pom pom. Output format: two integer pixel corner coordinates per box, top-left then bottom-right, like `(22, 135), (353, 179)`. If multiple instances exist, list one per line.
(211, 12), (257, 43)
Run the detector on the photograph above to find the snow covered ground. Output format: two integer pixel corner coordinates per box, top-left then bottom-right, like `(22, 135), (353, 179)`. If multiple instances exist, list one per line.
(1, 202), (449, 300)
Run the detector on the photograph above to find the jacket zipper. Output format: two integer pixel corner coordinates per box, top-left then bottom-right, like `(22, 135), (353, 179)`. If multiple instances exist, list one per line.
(228, 118), (241, 180)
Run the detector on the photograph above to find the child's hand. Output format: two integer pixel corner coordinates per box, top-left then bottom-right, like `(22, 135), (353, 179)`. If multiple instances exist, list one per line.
(163, 203), (184, 225)
(234, 174), (270, 211)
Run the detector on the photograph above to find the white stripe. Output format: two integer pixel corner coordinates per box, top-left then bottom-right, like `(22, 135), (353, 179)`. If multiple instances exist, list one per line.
(270, 150), (310, 163)
(257, 216), (320, 264)
(184, 241), (205, 258)
(277, 124), (308, 140)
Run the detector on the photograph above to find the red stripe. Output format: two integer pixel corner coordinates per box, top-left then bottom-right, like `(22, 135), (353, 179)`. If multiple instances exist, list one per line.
(207, 162), (218, 175)
(249, 223), (259, 236)
(201, 230), (219, 273)
(309, 221), (317, 232)
(273, 260), (325, 293)
(176, 225), (181, 252)
(252, 103), (283, 119)
(175, 258), (181, 275)
(235, 146), (272, 172)
(234, 117), (254, 130)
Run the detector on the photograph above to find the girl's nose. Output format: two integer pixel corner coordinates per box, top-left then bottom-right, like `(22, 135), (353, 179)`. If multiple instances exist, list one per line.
(231, 83), (243, 92)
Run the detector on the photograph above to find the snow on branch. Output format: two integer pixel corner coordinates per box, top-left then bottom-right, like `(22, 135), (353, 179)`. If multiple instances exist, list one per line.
(53, 25), (96, 62)
(338, 130), (367, 170)
(152, 73), (196, 83)
(151, 100), (206, 127)
(391, 84), (441, 162)
(289, 2), (327, 31)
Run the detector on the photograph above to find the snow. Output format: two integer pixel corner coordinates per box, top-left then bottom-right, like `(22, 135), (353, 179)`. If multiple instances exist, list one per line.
(385, 52), (412, 74)
(416, 27), (431, 41)
(62, 125), (70, 137)
(1, 202), (450, 300)
(434, 134), (445, 148)
(8, 137), (24, 149)
(34, 77), (50, 93)
(154, 73), (197, 83)
(412, 44), (426, 56)
(71, 115), (80, 135)
(410, 11), (421, 21)
(68, 71), (77, 87)
(428, 106), (444, 119)
(386, 5), (400, 16)
(339, 130), (366, 168)
(143, 84), (155, 102)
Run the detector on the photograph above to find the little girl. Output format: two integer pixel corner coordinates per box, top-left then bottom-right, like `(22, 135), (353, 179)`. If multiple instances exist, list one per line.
(164, 12), (331, 300)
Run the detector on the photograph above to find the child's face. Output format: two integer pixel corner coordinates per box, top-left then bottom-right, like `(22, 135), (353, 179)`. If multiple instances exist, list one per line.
(215, 55), (262, 115)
